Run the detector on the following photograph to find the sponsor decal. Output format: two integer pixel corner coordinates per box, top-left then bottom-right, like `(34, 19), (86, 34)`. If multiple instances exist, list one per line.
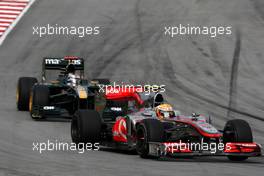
(43, 106), (55, 110)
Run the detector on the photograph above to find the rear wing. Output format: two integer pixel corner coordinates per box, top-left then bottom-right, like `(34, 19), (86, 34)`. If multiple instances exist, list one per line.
(103, 86), (165, 107)
(43, 56), (84, 70)
(42, 56), (84, 82)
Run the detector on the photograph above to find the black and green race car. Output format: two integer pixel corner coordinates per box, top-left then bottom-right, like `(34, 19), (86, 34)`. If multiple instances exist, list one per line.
(16, 56), (109, 119)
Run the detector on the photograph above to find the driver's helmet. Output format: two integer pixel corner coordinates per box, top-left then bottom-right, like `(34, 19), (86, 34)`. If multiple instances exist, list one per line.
(66, 64), (80, 86)
(155, 103), (175, 120)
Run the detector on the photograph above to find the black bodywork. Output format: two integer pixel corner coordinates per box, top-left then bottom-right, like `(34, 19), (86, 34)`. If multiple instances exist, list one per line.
(30, 57), (101, 118)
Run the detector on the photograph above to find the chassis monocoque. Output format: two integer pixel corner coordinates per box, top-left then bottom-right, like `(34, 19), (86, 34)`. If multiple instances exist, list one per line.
(16, 56), (109, 119)
(71, 88), (261, 161)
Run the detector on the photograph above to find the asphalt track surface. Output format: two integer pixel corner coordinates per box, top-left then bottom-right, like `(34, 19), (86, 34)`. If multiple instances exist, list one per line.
(0, 0), (264, 175)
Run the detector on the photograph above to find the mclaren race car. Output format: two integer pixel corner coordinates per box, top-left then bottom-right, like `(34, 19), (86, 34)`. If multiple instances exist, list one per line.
(71, 87), (261, 161)
(16, 56), (109, 119)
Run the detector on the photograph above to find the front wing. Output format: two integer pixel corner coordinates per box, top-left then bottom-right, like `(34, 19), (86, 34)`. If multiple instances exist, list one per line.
(148, 142), (262, 157)
(31, 105), (71, 118)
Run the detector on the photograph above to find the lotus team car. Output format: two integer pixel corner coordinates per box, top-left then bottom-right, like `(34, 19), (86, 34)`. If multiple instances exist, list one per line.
(16, 56), (109, 119)
(71, 87), (262, 161)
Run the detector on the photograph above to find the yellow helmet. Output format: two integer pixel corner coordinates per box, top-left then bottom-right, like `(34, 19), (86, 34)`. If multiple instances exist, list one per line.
(155, 103), (175, 120)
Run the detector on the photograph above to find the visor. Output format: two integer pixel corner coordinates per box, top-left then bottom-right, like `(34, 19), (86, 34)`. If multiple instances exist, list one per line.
(160, 110), (175, 118)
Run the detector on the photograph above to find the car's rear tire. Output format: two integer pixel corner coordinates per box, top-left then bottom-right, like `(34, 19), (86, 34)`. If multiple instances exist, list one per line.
(30, 85), (50, 119)
(16, 77), (37, 111)
(71, 110), (101, 145)
(223, 119), (253, 161)
(92, 79), (110, 85)
(71, 117), (80, 144)
(136, 119), (164, 159)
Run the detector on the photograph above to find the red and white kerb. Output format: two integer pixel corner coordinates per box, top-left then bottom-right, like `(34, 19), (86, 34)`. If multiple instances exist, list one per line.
(0, 0), (30, 37)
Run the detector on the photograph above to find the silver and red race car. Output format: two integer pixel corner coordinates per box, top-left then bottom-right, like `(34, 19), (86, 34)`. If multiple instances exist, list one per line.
(71, 87), (261, 161)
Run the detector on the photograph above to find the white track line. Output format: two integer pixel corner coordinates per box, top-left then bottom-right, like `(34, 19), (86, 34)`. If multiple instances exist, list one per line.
(0, 14), (18, 18)
(15, 0), (29, 2)
(0, 10), (21, 14)
(0, 2), (27, 6)
(0, 0), (35, 45)
(0, 6), (24, 10)
(7, 0), (29, 2)
(0, 23), (11, 27)
(0, 19), (14, 22)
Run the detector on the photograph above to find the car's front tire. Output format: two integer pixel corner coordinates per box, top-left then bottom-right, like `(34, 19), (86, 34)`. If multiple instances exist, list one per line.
(223, 119), (253, 161)
(71, 110), (101, 145)
(30, 85), (50, 119)
(136, 119), (164, 159)
(91, 78), (110, 85)
(16, 77), (37, 111)
(71, 117), (80, 144)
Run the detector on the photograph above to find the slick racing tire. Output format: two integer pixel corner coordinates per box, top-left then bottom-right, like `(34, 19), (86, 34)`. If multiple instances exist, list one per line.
(136, 119), (164, 159)
(16, 77), (38, 111)
(91, 79), (110, 85)
(72, 110), (101, 145)
(71, 117), (80, 144)
(223, 119), (253, 161)
(30, 85), (50, 119)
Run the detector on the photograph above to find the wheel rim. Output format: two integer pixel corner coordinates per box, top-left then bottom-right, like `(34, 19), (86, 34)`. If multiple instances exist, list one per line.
(29, 93), (33, 112)
(16, 86), (19, 105)
(136, 127), (147, 153)
(71, 119), (79, 143)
